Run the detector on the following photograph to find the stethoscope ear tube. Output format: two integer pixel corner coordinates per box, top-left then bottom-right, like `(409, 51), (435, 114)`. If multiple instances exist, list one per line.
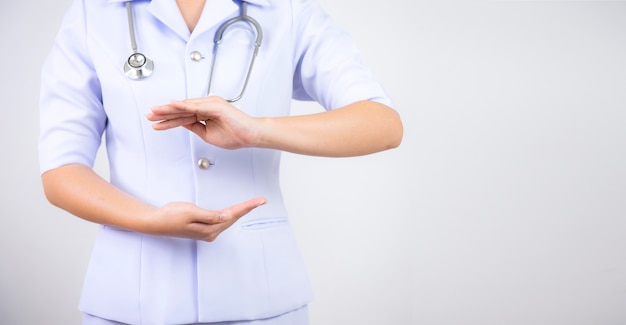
(208, 1), (263, 102)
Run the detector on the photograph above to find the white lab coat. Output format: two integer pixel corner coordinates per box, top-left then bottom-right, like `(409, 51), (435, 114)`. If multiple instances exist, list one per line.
(39, 0), (392, 323)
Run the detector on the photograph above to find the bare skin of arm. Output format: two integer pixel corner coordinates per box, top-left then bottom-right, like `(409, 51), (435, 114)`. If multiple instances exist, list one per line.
(41, 164), (266, 242)
(148, 98), (403, 157)
(42, 99), (400, 242)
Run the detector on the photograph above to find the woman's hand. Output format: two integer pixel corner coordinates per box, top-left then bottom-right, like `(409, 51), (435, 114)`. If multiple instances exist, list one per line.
(147, 96), (260, 150)
(148, 97), (402, 157)
(42, 164), (268, 242)
(143, 198), (267, 242)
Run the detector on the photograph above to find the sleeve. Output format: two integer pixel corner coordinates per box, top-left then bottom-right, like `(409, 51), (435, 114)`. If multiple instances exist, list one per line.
(38, 0), (106, 174)
(290, 0), (394, 110)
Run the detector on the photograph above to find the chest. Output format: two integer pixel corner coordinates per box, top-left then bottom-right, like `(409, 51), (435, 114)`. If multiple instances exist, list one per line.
(85, 1), (296, 126)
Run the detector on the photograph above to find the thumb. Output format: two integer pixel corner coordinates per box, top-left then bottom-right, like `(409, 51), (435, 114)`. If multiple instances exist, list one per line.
(183, 121), (208, 138)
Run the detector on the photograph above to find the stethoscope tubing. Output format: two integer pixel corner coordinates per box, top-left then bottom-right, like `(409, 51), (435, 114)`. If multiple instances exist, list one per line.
(126, 1), (138, 53)
(123, 0), (263, 103)
(208, 1), (263, 102)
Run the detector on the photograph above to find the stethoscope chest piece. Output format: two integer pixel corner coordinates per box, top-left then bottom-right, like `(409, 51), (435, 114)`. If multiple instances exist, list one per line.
(124, 52), (154, 80)
(123, 1), (153, 80)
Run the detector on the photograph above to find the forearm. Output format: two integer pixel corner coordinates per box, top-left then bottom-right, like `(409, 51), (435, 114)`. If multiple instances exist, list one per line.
(41, 164), (155, 232)
(256, 100), (403, 157)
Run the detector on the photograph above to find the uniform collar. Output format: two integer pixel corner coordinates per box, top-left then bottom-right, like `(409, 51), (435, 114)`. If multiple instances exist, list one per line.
(107, 0), (270, 7)
(109, 0), (270, 41)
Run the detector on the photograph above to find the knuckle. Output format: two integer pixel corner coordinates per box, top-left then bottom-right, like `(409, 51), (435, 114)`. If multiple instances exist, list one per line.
(219, 210), (233, 221)
(205, 234), (217, 242)
(200, 227), (219, 242)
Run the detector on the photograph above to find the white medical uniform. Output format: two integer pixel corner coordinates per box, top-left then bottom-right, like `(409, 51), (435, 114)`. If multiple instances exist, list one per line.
(39, 0), (393, 324)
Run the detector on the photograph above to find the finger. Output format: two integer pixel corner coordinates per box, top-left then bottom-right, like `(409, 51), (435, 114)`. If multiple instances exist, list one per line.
(218, 197), (267, 222)
(185, 222), (221, 241)
(167, 99), (201, 114)
(151, 116), (200, 130)
(171, 97), (226, 116)
(150, 103), (189, 115)
(147, 110), (196, 121)
(189, 197), (266, 226)
(185, 198), (266, 242)
(185, 95), (226, 104)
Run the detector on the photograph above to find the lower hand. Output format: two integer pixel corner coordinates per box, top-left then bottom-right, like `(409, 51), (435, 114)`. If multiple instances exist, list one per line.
(144, 197), (267, 242)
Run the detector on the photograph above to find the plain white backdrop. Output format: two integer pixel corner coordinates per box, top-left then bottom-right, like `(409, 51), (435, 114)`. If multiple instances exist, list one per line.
(1, 0), (625, 324)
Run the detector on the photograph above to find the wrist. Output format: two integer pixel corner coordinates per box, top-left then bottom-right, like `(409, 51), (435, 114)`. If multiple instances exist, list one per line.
(249, 117), (273, 149)
(103, 197), (159, 234)
(133, 205), (162, 235)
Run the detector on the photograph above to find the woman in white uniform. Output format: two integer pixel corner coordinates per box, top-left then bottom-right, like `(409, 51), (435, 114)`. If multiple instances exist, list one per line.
(39, 0), (403, 324)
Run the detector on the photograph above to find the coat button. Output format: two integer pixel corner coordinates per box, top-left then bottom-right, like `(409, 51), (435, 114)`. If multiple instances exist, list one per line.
(190, 51), (204, 62)
(197, 158), (214, 170)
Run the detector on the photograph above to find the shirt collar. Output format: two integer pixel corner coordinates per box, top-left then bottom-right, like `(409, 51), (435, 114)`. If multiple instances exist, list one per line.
(108, 0), (270, 41)
(107, 0), (270, 7)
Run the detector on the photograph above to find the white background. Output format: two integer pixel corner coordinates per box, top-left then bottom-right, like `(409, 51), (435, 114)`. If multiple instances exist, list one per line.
(1, 0), (625, 324)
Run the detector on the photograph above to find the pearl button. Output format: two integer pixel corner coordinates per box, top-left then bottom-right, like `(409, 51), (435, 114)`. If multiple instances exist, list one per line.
(197, 158), (214, 170)
(190, 51), (204, 62)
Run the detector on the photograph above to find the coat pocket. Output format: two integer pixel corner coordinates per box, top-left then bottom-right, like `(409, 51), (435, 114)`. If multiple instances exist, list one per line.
(240, 217), (288, 230)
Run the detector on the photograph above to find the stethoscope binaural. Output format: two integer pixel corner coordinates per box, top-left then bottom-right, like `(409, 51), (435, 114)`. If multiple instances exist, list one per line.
(123, 0), (263, 103)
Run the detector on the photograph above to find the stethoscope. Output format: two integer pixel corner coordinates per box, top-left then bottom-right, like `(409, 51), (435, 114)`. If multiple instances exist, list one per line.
(123, 0), (263, 103)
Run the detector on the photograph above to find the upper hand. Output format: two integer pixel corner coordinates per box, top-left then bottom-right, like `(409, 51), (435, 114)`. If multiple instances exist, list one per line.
(147, 96), (261, 150)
